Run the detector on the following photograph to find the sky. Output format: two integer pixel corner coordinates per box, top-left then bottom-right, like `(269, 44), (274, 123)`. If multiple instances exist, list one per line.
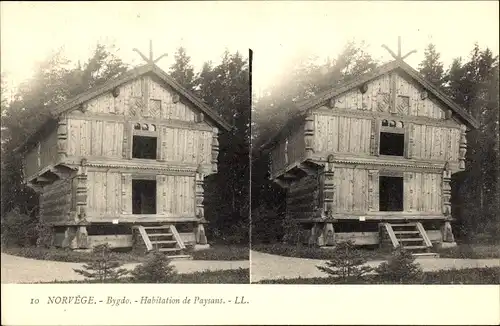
(1, 1), (499, 100)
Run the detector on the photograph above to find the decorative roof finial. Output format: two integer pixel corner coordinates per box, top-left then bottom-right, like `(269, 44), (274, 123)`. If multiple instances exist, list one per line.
(382, 36), (417, 61)
(133, 39), (168, 65)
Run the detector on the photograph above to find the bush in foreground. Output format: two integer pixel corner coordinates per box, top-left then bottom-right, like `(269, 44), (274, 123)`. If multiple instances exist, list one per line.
(375, 248), (423, 283)
(131, 250), (177, 283)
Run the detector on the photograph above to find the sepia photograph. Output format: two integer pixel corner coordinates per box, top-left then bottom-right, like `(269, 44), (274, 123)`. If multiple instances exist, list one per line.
(250, 1), (499, 285)
(1, 1), (250, 285)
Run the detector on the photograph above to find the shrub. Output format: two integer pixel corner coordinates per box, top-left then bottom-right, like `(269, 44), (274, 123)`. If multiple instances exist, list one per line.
(131, 250), (177, 283)
(35, 221), (54, 248)
(251, 205), (285, 244)
(0, 208), (38, 247)
(73, 244), (130, 282)
(375, 248), (423, 283)
(189, 245), (249, 261)
(316, 240), (373, 282)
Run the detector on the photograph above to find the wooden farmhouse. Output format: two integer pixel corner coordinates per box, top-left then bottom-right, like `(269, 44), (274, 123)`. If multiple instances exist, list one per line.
(19, 62), (231, 257)
(262, 58), (479, 255)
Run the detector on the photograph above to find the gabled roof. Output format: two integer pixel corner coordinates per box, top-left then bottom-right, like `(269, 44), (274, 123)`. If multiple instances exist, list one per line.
(51, 63), (231, 131)
(261, 59), (479, 151)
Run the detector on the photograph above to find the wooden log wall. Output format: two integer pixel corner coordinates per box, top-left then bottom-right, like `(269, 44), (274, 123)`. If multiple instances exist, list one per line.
(40, 177), (73, 223)
(403, 171), (442, 213)
(85, 76), (197, 121)
(314, 115), (372, 154)
(67, 120), (124, 158)
(159, 126), (212, 164)
(333, 167), (370, 213)
(86, 171), (195, 218)
(155, 175), (195, 217)
(65, 118), (212, 165)
(409, 124), (461, 161)
(331, 72), (446, 119)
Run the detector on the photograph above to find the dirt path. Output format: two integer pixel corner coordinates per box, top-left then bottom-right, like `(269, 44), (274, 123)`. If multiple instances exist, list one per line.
(250, 250), (500, 282)
(1, 253), (249, 283)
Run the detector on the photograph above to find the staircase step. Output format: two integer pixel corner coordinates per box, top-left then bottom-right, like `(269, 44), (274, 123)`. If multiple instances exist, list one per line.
(143, 226), (170, 230)
(165, 254), (192, 260)
(158, 247), (182, 252)
(394, 231), (420, 234)
(402, 245), (427, 250)
(150, 240), (177, 245)
(391, 223), (417, 227)
(398, 238), (424, 242)
(413, 252), (440, 258)
(148, 233), (173, 237)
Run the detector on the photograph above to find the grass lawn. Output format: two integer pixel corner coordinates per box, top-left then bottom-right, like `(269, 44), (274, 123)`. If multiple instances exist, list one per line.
(435, 243), (500, 259)
(253, 242), (500, 261)
(2, 244), (249, 264)
(252, 243), (392, 261)
(257, 267), (500, 284)
(37, 268), (250, 284)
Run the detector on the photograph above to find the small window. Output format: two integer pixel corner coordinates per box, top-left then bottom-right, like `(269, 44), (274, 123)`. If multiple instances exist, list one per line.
(134, 123), (141, 130)
(380, 131), (405, 156)
(132, 135), (157, 159)
(142, 123), (149, 130)
(382, 119), (389, 126)
(149, 124), (156, 132)
(132, 179), (156, 214)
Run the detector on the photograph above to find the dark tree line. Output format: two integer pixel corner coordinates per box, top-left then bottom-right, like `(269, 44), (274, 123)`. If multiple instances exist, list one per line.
(419, 43), (499, 241)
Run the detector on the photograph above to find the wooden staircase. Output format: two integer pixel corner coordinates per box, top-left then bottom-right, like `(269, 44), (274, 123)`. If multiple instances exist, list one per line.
(133, 224), (191, 259)
(380, 222), (439, 258)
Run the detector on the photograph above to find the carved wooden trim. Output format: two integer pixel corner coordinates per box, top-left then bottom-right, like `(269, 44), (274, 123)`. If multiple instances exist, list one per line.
(194, 223), (207, 244)
(122, 121), (131, 159)
(371, 119), (380, 156)
(195, 169), (205, 219)
(441, 221), (455, 242)
(368, 169), (379, 211)
(459, 125), (467, 170)
(75, 160), (88, 222)
(442, 163), (452, 216)
(390, 72), (397, 114)
(66, 112), (215, 131)
(211, 128), (219, 173)
(304, 113), (315, 159)
(328, 97), (335, 109)
(56, 118), (68, 160)
(121, 173), (132, 214)
(322, 155), (335, 217)
(313, 107), (461, 129)
(141, 77), (150, 117)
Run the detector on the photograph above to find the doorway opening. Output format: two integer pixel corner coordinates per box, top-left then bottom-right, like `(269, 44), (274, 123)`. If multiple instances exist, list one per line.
(379, 176), (403, 211)
(132, 179), (157, 214)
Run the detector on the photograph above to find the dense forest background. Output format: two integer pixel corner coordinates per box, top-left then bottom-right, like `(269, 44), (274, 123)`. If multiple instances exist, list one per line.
(0, 44), (250, 246)
(252, 41), (499, 244)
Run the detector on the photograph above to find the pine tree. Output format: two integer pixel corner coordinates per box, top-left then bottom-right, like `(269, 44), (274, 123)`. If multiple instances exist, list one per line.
(316, 241), (373, 282)
(73, 244), (130, 282)
(131, 250), (177, 283)
(169, 47), (196, 91)
(418, 43), (445, 88)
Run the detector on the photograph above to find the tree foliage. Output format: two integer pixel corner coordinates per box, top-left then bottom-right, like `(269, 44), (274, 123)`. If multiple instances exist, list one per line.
(1, 44), (129, 220)
(131, 250), (177, 283)
(168, 47), (196, 91)
(168, 49), (250, 244)
(418, 43), (445, 88)
(375, 248), (423, 283)
(73, 244), (130, 282)
(316, 240), (373, 281)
